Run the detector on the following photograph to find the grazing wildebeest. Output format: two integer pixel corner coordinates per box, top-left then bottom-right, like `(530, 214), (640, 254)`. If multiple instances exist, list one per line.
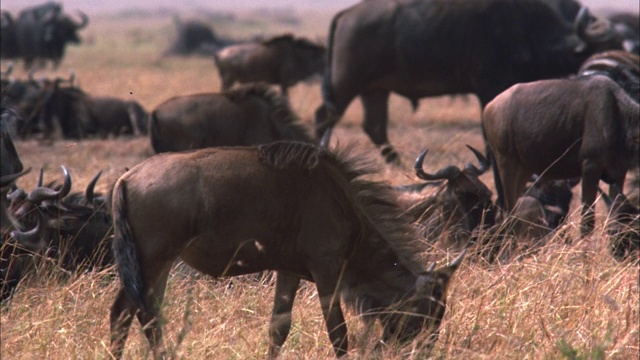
(483, 75), (640, 235)
(14, 2), (89, 69)
(213, 34), (325, 97)
(1, 167), (114, 301)
(149, 84), (312, 153)
(109, 142), (465, 358)
(316, 0), (621, 163)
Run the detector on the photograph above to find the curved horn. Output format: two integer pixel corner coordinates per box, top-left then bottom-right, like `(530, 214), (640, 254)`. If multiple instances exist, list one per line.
(0, 168), (31, 188)
(449, 248), (467, 269)
(37, 168), (44, 187)
(73, 10), (89, 29)
(27, 166), (72, 203)
(10, 209), (45, 252)
(426, 261), (436, 272)
(414, 148), (462, 181)
(463, 145), (489, 175)
(85, 170), (102, 205)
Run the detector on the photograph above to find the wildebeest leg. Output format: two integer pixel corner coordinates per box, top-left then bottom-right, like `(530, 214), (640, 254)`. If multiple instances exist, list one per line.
(497, 161), (530, 212)
(136, 265), (172, 359)
(267, 272), (301, 359)
(312, 268), (348, 357)
(580, 164), (601, 236)
(361, 90), (398, 164)
(110, 288), (137, 359)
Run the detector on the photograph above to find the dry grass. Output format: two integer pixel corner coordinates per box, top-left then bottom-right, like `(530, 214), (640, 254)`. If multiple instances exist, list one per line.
(1, 8), (638, 360)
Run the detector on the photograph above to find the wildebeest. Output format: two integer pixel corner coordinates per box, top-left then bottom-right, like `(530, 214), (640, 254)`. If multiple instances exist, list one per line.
(395, 145), (495, 250)
(315, 0), (622, 163)
(483, 75), (640, 235)
(1, 107), (27, 235)
(109, 141), (465, 358)
(396, 146), (576, 254)
(164, 16), (235, 56)
(1, 167), (114, 301)
(213, 34), (325, 97)
(1, 11), (20, 60)
(1, 107), (24, 177)
(149, 83), (312, 153)
(11, 2), (89, 69)
(31, 77), (147, 139)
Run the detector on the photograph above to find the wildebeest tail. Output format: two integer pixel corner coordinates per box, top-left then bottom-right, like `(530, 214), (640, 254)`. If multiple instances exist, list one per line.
(112, 179), (147, 311)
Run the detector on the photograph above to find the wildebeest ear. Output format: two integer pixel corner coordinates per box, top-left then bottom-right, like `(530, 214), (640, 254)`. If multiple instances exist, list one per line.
(415, 249), (466, 292)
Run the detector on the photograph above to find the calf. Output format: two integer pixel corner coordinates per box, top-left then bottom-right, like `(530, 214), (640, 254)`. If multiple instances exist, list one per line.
(213, 34), (325, 97)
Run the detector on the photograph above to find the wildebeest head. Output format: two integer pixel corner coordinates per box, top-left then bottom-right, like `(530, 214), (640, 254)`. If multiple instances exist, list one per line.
(414, 145), (494, 239)
(525, 176), (580, 229)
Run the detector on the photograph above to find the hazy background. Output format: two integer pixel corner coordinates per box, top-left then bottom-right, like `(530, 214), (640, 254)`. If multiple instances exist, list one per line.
(1, 0), (637, 15)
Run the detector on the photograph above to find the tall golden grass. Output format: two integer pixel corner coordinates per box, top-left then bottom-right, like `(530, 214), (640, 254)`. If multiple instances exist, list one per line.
(2, 8), (638, 359)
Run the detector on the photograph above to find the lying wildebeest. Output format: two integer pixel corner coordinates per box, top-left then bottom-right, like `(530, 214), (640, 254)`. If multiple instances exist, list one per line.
(213, 34), (325, 97)
(149, 83), (312, 153)
(396, 146), (577, 254)
(164, 16), (235, 56)
(316, 0), (622, 163)
(109, 141), (465, 358)
(578, 50), (640, 102)
(395, 145), (495, 250)
(1, 167), (113, 301)
(32, 76), (147, 139)
(483, 75), (640, 235)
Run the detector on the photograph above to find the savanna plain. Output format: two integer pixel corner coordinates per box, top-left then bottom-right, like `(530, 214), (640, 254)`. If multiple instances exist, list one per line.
(1, 5), (638, 360)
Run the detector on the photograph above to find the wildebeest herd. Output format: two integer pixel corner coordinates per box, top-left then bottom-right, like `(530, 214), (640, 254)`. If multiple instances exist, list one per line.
(1, 0), (639, 358)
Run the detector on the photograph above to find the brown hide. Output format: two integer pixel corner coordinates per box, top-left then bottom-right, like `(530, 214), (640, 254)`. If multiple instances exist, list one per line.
(483, 75), (640, 235)
(214, 34), (325, 96)
(149, 84), (312, 153)
(109, 142), (463, 358)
